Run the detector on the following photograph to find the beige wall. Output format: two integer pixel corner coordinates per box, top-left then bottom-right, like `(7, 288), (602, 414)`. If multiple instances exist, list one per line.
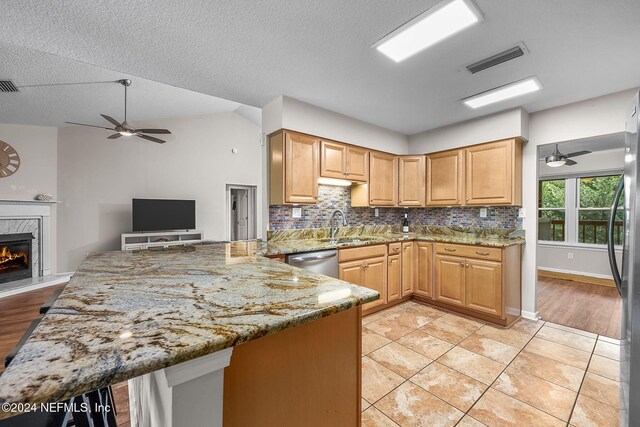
(56, 112), (262, 271)
(0, 123), (59, 271)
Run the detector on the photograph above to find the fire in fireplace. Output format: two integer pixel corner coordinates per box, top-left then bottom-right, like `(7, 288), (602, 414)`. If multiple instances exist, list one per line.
(0, 233), (34, 284)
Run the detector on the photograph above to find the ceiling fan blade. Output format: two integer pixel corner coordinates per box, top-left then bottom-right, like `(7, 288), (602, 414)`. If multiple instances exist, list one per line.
(135, 128), (171, 134)
(137, 134), (166, 144)
(564, 159), (578, 166)
(65, 121), (114, 130)
(100, 114), (122, 127)
(565, 150), (591, 158)
(107, 133), (122, 139)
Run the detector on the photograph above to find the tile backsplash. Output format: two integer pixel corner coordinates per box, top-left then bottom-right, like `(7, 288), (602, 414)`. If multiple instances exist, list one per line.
(269, 185), (521, 231)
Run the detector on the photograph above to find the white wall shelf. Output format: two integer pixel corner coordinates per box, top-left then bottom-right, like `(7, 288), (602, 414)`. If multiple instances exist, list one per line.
(121, 230), (204, 251)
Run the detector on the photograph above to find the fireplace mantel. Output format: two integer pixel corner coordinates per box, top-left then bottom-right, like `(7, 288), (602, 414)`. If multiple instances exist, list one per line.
(0, 199), (60, 205)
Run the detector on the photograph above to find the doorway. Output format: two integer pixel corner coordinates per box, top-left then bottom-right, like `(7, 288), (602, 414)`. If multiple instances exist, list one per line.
(535, 134), (624, 338)
(227, 185), (257, 241)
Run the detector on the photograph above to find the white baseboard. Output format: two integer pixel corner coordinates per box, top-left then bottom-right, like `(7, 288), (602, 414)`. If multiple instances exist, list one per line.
(521, 310), (540, 321)
(537, 267), (614, 280)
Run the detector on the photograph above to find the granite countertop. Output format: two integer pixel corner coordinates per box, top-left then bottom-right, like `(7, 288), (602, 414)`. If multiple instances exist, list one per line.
(263, 226), (525, 257)
(0, 242), (378, 416)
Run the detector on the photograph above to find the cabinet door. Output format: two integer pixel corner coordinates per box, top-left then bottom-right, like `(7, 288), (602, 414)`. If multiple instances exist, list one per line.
(369, 152), (398, 206)
(415, 242), (433, 298)
(363, 256), (388, 310)
(465, 139), (515, 205)
(285, 132), (318, 204)
(434, 254), (466, 307)
(339, 260), (364, 285)
(465, 259), (503, 317)
(426, 149), (463, 206)
(320, 140), (347, 179)
(346, 146), (369, 182)
(401, 242), (415, 296)
(399, 156), (426, 206)
(387, 254), (401, 302)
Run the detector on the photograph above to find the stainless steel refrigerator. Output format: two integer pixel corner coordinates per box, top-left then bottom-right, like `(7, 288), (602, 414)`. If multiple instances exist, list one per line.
(610, 91), (640, 425)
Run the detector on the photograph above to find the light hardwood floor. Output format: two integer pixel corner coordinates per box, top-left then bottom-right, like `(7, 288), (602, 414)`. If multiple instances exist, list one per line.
(537, 276), (621, 339)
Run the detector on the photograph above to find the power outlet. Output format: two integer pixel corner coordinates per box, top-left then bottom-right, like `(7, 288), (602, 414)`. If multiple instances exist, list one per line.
(374, 208), (379, 217)
(518, 208), (526, 218)
(479, 208), (488, 218)
(292, 207), (302, 218)
(568, 252), (574, 260)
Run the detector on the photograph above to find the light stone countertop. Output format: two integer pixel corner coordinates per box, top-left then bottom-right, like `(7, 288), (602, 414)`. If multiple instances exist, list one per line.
(0, 241), (378, 417)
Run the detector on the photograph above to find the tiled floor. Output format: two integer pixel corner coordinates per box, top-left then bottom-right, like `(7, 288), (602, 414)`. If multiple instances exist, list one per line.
(361, 301), (621, 427)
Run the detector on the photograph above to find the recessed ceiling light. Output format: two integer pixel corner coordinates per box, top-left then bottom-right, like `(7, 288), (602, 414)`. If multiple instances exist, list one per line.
(374, 0), (483, 63)
(462, 77), (542, 109)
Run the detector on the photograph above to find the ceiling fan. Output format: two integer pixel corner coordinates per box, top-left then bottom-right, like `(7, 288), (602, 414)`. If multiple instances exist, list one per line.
(541, 144), (591, 167)
(65, 79), (171, 144)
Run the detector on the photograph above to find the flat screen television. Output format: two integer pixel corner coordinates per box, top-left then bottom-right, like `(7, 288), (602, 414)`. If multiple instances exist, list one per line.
(132, 199), (196, 232)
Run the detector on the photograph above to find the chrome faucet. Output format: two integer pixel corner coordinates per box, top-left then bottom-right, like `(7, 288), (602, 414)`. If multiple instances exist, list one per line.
(330, 209), (348, 240)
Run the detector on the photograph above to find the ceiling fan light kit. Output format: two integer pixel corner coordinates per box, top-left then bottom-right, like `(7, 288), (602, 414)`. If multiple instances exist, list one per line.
(542, 144), (590, 167)
(64, 79), (171, 144)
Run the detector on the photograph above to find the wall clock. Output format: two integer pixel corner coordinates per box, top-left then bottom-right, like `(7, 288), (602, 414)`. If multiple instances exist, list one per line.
(0, 140), (20, 177)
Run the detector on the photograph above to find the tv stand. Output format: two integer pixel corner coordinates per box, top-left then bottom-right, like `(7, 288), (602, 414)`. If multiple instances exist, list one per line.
(121, 230), (204, 251)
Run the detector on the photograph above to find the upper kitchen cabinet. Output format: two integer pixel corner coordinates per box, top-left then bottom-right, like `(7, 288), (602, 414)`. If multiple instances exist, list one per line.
(398, 155), (426, 206)
(352, 151), (397, 206)
(319, 140), (368, 182)
(269, 131), (319, 205)
(465, 138), (523, 206)
(426, 149), (464, 206)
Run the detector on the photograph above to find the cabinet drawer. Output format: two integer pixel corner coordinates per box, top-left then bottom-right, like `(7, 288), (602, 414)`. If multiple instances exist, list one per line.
(435, 243), (502, 262)
(339, 244), (387, 262)
(388, 243), (402, 255)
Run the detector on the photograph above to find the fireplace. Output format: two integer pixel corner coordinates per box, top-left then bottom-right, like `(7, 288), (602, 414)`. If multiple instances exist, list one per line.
(0, 233), (34, 284)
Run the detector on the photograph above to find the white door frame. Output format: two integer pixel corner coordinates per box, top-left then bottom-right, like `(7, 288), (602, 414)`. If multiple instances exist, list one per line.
(226, 184), (257, 241)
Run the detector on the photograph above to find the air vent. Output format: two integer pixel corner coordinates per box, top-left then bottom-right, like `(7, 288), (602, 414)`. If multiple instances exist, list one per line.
(466, 46), (525, 74)
(0, 80), (19, 93)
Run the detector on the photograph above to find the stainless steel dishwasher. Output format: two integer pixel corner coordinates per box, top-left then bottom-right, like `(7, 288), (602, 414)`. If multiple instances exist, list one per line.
(286, 249), (339, 278)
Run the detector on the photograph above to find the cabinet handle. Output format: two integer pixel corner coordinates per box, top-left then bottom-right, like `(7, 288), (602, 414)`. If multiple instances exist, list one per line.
(459, 263), (465, 267)
(476, 251), (490, 256)
(466, 264), (470, 268)
(444, 248), (456, 252)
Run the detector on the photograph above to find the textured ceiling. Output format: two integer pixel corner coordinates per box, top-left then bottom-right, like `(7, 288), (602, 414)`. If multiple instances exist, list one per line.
(0, 42), (258, 127)
(2, 1), (640, 134)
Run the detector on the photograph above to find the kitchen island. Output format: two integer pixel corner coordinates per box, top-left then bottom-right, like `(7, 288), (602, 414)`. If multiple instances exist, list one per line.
(0, 241), (378, 426)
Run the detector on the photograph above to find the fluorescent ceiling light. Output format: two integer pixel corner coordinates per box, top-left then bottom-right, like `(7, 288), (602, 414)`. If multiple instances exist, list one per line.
(374, 0), (482, 62)
(463, 77), (542, 109)
(318, 177), (352, 187)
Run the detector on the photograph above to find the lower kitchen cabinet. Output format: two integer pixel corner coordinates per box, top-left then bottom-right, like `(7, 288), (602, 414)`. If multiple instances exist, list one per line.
(415, 242), (433, 298)
(434, 254), (466, 307)
(401, 242), (415, 296)
(432, 243), (521, 326)
(387, 254), (401, 302)
(338, 245), (388, 311)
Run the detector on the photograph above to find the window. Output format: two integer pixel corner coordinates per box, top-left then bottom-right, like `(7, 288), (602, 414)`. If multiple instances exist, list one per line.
(538, 174), (623, 246)
(538, 179), (566, 242)
(578, 176), (624, 245)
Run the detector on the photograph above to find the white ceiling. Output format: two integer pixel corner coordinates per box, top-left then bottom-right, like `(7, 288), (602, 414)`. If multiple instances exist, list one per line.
(2, 1), (640, 134)
(0, 41), (261, 127)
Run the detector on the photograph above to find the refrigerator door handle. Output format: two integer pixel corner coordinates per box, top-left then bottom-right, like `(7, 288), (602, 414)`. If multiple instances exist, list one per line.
(608, 174), (624, 295)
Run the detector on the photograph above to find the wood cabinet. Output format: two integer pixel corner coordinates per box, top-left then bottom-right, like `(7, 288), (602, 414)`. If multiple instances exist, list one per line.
(353, 151), (397, 206)
(401, 241), (415, 296)
(339, 245), (387, 311)
(465, 259), (502, 317)
(269, 131), (319, 205)
(426, 149), (464, 206)
(435, 254), (466, 307)
(398, 156), (425, 206)
(430, 243), (522, 326)
(465, 138), (523, 206)
(387, 254), (401, 303)
(320, 141), (368, 182)
(415, 242), (433, 298)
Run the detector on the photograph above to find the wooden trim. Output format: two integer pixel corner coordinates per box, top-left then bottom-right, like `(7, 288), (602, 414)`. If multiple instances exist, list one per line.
(537, 269), (616, 288)
(362, 295), (412, 316)
(413, 295), (513, 327)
